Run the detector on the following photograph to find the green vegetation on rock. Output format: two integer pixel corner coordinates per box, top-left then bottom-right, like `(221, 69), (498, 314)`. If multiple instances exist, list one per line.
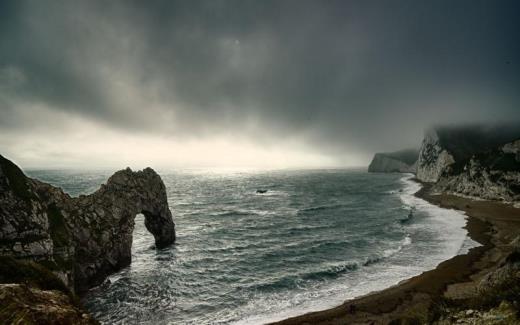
(0, 256), (71, 298)
(0, 284), (97, 325)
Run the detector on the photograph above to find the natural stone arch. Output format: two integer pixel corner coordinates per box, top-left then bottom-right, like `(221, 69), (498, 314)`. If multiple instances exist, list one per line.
(68, 168), (176, 293)
(0, 154), (175, 294)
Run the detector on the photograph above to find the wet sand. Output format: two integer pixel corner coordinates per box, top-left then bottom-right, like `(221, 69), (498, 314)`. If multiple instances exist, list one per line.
(271, 182), (520, 325)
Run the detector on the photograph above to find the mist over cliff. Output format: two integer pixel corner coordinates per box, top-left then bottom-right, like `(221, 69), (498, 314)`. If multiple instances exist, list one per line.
(369, 123), (520, 202)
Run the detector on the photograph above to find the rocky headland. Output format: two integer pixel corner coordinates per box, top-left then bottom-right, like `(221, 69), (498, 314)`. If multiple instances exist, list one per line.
(370, 124), (520, 204)
(0, 155), (176, 323)
(368, 149), (419, 173)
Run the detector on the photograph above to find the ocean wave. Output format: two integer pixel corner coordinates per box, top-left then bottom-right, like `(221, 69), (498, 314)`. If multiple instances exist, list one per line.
(305, 240), (355, 253)
(283, 224), (332, 235)
(299, 204), (346, 212)
(301, 262), (359, 280)
(247, 262), (359, 293)
(383, 235), (412, 257)
(398, 174), (476, 263)
(362, 256), (382, 266)
(210, 211), (256, 218)
(363, 235), (412, 266)
(399, 207), (415, 224)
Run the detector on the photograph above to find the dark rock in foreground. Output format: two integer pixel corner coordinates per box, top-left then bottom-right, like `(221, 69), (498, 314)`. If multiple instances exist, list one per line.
(0, 283), (96, 324)
(0, 154), (176, 294)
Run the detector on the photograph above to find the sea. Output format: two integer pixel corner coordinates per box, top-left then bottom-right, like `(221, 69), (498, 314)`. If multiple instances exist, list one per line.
(25, 168), (479, 324)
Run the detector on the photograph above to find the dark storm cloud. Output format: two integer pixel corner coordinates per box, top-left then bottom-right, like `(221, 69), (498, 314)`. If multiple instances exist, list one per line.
(1, 0), (519, 159)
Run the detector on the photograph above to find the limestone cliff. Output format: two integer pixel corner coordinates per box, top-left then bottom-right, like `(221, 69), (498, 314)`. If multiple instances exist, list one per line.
(368, 149), (418, 173)
(433, 139), (520, 202)
(416, 128), (456, 182)
(416, 125), (520, 183)
(0, 155), (176, 294)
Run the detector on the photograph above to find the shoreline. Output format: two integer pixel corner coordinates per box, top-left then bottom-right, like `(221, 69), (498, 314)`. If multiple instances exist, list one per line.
(271, 180), (520, 324)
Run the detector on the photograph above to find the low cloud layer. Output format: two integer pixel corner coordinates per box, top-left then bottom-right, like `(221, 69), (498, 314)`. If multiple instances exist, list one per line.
(1, 0), (519, 168)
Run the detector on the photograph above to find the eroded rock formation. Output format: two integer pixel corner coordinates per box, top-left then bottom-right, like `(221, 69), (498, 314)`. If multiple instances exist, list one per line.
(370, 125), (520, 202)
(416, 125), (520, 184)
(416, 128), (455, 182)
(0, 155), (176, 294)
(433, 139), (520, 202)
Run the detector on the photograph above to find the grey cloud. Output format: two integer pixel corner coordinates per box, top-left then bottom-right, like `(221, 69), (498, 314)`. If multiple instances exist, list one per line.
(0, 0), (519, 162)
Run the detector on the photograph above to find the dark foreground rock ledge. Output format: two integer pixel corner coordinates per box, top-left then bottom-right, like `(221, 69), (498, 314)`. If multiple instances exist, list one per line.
(0, 154), (176, 322)
(0, 283), (96, 324)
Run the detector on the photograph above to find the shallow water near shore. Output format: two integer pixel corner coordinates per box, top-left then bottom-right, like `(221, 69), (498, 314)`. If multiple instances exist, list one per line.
(26, 169), (478, 324)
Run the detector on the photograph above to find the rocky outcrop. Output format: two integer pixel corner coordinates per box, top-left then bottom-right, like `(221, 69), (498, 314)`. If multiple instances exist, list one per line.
(63, 167), (175, 293)
(0, 154), (176, 294)
(368, 149), (418, 173)
(416, 128), (455, 182)
(368, 124), (520, 203)
(433, 140), (520, 201)
(416, 125), (520, 184)
(0, 283), (97, 324)
(434, 301), (519, 325)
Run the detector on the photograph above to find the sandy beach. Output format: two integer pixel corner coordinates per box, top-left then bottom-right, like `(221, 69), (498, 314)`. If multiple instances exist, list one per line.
(272, 182), (520, 324)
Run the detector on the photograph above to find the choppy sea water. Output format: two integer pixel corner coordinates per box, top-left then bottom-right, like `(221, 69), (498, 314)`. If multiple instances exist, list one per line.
(26, 169), (479, 324)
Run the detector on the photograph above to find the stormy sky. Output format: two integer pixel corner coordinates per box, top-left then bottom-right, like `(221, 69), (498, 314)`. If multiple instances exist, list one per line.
(0, 0), (519, 168)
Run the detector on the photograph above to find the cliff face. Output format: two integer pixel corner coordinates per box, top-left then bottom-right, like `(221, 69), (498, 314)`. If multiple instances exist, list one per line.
(0, 155), (176, 294)
(368, 149), (418, 173)
(416, 125), (520, 184)
(433, 140), (520, 202)
(416, 128), (455, 182)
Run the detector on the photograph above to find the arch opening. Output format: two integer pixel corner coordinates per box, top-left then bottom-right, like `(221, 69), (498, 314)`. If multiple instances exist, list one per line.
(132, 213), (156, 254)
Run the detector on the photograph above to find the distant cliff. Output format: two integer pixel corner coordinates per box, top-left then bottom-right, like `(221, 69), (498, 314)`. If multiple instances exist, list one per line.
(368, 149), (418, 173)
(0, 154), (176, 322)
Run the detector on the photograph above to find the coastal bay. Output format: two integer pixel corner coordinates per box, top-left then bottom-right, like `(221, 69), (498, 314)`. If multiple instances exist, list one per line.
(272, 184), (520, 324)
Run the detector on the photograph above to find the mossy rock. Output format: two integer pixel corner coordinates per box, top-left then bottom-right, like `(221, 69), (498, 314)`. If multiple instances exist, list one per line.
(0, 256), (71, 298)
(0, 284), (97, 325)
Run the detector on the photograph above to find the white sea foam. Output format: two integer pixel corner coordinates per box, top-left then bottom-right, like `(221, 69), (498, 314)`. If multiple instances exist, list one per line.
(383, 234), (412, 258)
(398, 174), (480, 257)
(233, 174), (481, 325)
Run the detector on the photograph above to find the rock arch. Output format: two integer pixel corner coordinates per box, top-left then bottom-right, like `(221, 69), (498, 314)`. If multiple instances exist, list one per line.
(67, 168), (176, 293)
(0, 155), (176, 294)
